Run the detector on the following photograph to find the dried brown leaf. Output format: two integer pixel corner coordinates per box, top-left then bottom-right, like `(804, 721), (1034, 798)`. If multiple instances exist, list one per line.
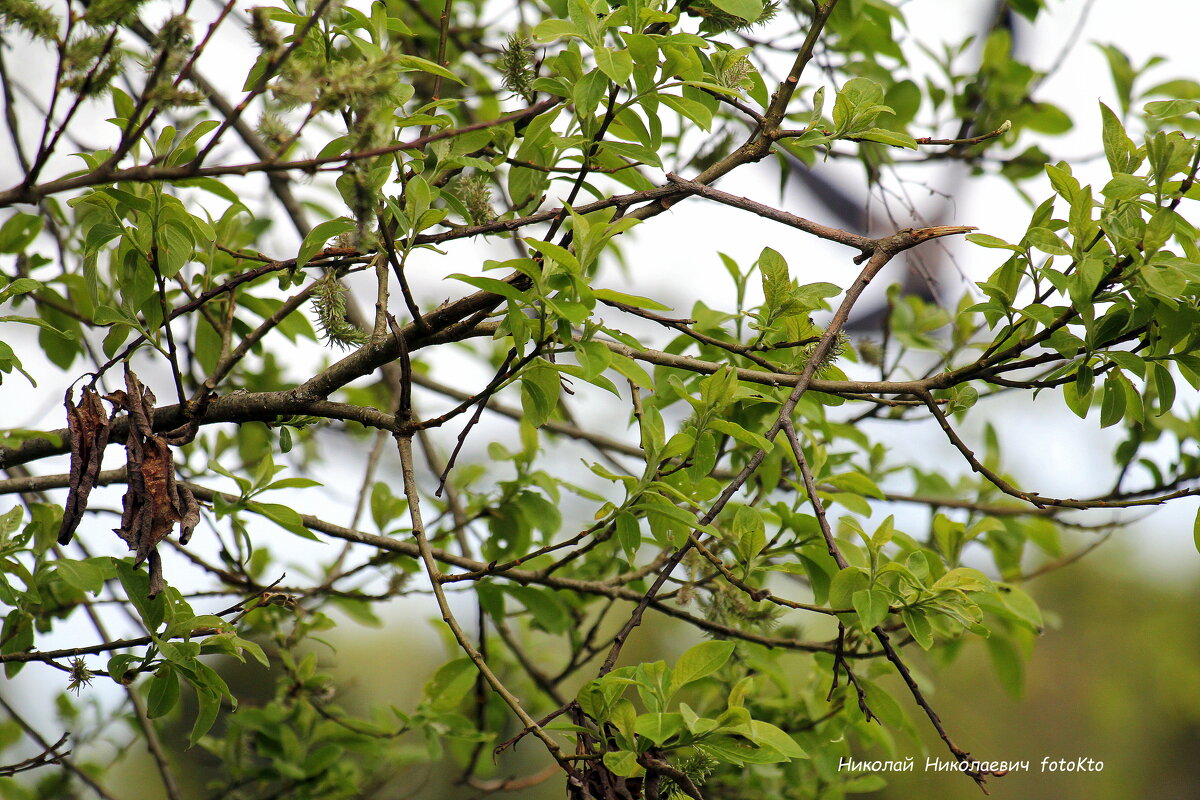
(57, 388), (111, 545)
(111, 369), (199, 598)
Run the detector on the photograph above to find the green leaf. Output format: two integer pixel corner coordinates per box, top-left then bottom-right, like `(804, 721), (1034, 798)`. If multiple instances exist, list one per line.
(568, 0), (602, 45)
(1194, 507), (1200, 555)
(731, 504), (766, 562)
(595, 46), (633, 85)
(1064, 363), (1094, 419)
(425, 658), (476, 711)
(1023, 102), (1072, 134)
(2, 611), (33, 678)
(172, 119), (220, 158)
(0, 214), (43, 253)
(597, 141), (662, 169)
(966, 233), (1023, 252)
(852, 588), (890, 630)
(1144, 361), (1174, 418)
(1144, 99), (1200, 119)
(296, 217), (354, 268)
(855, 128), (918, 149)
(709, 0), (764, 23)
(1102, 173), (1150, 200)
(247, 502), (321, 541)
(697, 733), (788, 764)
(824, 471), (884, 499)
(107, 654), (138, 684)
(900, 607), (933, 649)
(1045, 162), (1082, 203)
(829, 567), (869, 610)
(55, 558), (106, 594)
(573, 69), (609, 117)
(505, 585), (569, 633)
(832, 77), (890, 133)
(116, 559), (166, 630)
(609, 352), (653, 388)
(986, 635), (1024, 698)
(670, 640), (734, 696)
(146, 664), (181, 718)
(635, 712), (683, 746)
(0, 505), (22, 538)
(525, 238), (580, 273)
(449, 273), (529, 303)
(532, 18), (578, 43)
(749, 719), (807, 759)
(1024, 227), (1071, 255)
(303, 744), (343, 777)
(932, 567), (993, 594)
(175, 177), (242, 204)
(395, 54), (465, 84)
(1099, 373), (1127, 428)
(613, 511), (642, 562)
(861, 680), (907, 728)
(370, 481), (408, 532)
(603, 750), (644, 778)
(521, 358), (562, 428)
(157, 640), (201, 665)
(0, 277), (40, 304)
(709, 418), (773, 454)
(1099, 102), (1136, 173)
(998, 584), (1043, 629)
(659, 94), (712, 131)
(593, 288), (670, 311)
(189, 686), (221, 746)
(263, 477), (322, 490)
(759, 246), (788, 310)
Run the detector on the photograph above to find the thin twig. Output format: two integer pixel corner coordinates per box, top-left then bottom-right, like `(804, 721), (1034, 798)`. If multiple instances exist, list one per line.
(0, 697), (119, 800)
(783, 418), (988, 790)
(393, 431), (580, 778)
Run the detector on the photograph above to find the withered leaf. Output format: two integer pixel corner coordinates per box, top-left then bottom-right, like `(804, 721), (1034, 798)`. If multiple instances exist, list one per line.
(57, 388), (112, 545)
(112, 369), (199, 598)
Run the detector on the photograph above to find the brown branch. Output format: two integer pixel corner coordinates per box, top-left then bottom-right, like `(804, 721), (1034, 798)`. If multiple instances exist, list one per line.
(0, 391), (400, 470)
(759, 1), (840, 132)
(429, 348), (522, 492)
(1, 473), (870, 665)
(189, 0), (335, 166)
(73, 578), (185, 800)
(664, 173), (877, 254)
(916, 389), (1173, 511)
(913, 120), (1012, 147)
(393, 430), (580, 778)
(0, 99), (560, 207)
(24, 22), (119, 187)
(0, 696), (119, 800)
(464, 763), (561, 793)
(89, 251), (373, 382)
(592, 224), (938, 679)
(782, 418), (988, 792)
(0, 733), (70, 777)
(1018, 531), (1113, 582)
(412, 372), (645, 458)
(0, 631), (153, 665)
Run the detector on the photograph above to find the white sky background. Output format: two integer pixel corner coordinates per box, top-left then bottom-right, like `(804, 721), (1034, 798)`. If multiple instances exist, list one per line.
(1, 0), (1198, 753)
